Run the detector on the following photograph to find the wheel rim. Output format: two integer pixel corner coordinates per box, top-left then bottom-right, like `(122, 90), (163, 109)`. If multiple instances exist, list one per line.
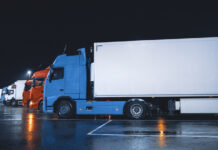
(130, 104), (143, 119)
(59, 103), (70, 115)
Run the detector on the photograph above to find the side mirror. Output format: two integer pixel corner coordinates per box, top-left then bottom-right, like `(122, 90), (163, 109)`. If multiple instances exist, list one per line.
(49, 65), (54, 83)
(50, 64), (53, 70)
(32, 79), (36, 87)
(49, 75), (52, 83)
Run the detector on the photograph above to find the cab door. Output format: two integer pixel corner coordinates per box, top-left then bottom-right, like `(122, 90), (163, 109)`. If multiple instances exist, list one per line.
(44, 67), (64, 107)
(64, 56), (80, 99)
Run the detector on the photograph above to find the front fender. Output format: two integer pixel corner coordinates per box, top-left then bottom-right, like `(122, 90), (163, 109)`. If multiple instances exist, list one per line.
(43, 95), (60, 113)
(43, 95), (74, 113)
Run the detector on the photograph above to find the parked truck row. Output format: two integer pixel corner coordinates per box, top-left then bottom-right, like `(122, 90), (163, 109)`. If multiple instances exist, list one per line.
(1, 37), (218, 119)
(0, 67), (49, 111)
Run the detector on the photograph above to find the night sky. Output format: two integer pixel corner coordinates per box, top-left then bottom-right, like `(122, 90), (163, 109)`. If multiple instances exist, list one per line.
(0, 1), (218, 87)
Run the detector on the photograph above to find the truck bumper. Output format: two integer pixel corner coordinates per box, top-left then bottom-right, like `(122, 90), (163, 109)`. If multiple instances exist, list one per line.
(5, 100), (12, 105)
(17, 100), (22, 106)
(22, 102), (27, 107)
(29, 100), (39, 109)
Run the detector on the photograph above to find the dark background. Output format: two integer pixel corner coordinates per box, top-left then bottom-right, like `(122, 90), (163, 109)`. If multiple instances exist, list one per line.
(0, 1), (218, 87)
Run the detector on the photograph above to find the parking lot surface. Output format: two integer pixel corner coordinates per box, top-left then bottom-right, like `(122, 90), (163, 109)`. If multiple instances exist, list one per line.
(0, 104), (218, 150)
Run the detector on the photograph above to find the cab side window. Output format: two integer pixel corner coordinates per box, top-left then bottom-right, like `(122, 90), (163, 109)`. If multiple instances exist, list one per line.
(52, 68), (64, 80)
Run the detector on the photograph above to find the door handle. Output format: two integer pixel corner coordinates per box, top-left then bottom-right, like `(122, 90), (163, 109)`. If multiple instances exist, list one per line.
(60, 89), (64, 91)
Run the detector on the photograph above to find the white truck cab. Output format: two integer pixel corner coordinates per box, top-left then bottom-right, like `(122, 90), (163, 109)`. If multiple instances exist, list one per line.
(5, 85), (15, 105)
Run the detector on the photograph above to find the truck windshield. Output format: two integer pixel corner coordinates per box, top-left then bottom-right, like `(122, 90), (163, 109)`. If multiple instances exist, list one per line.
(7, 90), (14, 95)
(33, 77), (45, 87)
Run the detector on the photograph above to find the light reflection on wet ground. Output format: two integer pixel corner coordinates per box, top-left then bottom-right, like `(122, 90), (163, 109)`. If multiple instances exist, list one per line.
(0, 104), (218, 150)
(157, 118), (166, 147)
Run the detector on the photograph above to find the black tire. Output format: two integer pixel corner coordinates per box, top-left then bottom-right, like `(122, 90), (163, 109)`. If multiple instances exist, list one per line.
(38, 100), (43, 112)
(11, 99), (17, 107)
(6, 101), (11, 106)
(124, 101), (147, 120)
(56, 100), (74, 118)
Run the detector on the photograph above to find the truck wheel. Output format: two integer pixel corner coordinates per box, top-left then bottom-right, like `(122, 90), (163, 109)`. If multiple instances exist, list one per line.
(11, 99), (17, 107)
(6, 101), (11, 106)
(124, 101), (147, 120)
(57, 100), (74, 118)
(38, 101), (43, 112)
(27, 100), (30, 108)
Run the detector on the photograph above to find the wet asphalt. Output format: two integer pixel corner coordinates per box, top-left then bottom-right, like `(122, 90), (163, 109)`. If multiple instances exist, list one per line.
(0, 104), (218, 150)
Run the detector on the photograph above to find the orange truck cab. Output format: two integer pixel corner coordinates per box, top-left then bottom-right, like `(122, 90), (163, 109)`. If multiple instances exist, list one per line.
(29, 67), (49, 111)
(22, 80), (33, 107)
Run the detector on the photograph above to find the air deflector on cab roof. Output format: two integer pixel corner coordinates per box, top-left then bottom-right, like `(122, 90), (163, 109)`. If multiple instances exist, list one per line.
(66, 50), (81, 56)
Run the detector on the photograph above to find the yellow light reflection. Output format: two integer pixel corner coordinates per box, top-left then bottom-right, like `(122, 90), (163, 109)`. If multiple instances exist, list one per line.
(157, 118), (166, 147)
(22, 109), (39, 150)
(26, 113), (35, 150)
(28, 114), (34, 132)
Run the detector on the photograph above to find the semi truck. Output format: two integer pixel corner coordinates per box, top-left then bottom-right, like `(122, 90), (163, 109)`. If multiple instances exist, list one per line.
(5, 80), (26, 106)
(0, 89), (2, 101)
(29, 67), (49, 111)
(22, 80), (32, 107)
(1, 87), (7, 104)
(4, 85), (15, 105)
(43, 37), (218, 119)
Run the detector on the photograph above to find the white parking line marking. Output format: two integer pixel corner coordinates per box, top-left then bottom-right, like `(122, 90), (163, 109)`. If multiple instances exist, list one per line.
(87, 120), (112, 135)
(89, 133), (218, 138)
(111, 120), (218, 122)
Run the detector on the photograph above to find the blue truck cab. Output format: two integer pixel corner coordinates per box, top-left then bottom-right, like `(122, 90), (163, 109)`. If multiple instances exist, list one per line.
(43, 48), (87, 114)
(43, 48), (126, 118)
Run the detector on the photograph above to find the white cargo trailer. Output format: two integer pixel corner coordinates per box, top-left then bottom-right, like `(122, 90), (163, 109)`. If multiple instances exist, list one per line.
(92, 37), (218, 115)
(93, 37), (218, 97)
(12, 80), (26, 106)
(5, 80), (26, 106)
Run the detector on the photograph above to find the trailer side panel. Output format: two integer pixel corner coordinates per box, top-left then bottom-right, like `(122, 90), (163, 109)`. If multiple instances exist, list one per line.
(94, 37), (218, 97)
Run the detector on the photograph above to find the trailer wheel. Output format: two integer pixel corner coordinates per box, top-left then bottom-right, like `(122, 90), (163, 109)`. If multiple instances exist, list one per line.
(38, 100), (43, 112)
(57, 100), (74, 118)
(11, 99), (17, 107)
(124, 101), (147, 120)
